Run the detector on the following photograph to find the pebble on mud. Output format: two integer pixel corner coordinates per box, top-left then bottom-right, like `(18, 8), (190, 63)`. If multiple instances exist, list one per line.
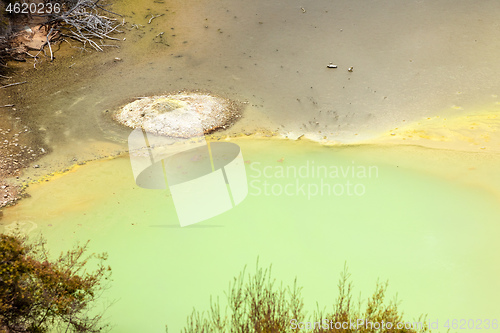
(0, 118), (45, 207)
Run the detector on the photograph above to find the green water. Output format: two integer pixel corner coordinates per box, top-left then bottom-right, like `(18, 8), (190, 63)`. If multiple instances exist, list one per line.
(2, 139), (499, 332)
(2, 0), (500, 331)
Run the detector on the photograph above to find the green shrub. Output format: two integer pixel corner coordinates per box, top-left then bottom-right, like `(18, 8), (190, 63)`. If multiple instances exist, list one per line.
(177, 262), (428, 333)
(0, 233), (111, 333)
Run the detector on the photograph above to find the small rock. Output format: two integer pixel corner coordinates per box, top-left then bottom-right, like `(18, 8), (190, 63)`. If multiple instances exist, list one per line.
(348, 67), (354, 72)
(33, 164), (40, 168)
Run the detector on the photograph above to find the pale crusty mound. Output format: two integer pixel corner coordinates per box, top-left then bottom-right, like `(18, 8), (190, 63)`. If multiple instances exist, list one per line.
(114, 92), (242, 138)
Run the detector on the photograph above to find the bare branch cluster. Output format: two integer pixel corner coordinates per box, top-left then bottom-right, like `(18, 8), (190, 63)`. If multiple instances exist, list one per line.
(48, 0), (123, 51)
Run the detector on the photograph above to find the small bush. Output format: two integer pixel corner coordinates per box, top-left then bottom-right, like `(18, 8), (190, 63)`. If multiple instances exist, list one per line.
(0, 233), (111, 333)
(177, 261), (428, 333)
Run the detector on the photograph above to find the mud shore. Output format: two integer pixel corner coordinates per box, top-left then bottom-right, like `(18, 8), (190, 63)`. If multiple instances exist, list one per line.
(0, 0), (116, 208)
(0, 18), (53, 208)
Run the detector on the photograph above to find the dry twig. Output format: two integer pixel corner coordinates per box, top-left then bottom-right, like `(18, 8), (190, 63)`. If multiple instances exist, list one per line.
(46, 0), (124, 52)
(148, 14), (164, 24)
(0, 81), (27, 89)
(45, 27), (54, 61)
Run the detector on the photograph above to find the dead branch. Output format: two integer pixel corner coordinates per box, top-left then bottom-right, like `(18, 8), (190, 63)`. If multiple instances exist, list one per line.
(23, 51), (41, 68)
(24, 51), (38, 58)
(45, 27), (54, 61)
(148, 14), (164, 24)
(0, 81), (27, 89)
(46, 0), (124, 52)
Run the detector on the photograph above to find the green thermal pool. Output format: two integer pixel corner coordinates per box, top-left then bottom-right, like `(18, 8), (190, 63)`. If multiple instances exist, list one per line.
(1, 138), (499, 332)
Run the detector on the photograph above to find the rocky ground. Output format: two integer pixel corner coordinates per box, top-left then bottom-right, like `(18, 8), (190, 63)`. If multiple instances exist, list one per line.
(0, 107), (47, 208)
